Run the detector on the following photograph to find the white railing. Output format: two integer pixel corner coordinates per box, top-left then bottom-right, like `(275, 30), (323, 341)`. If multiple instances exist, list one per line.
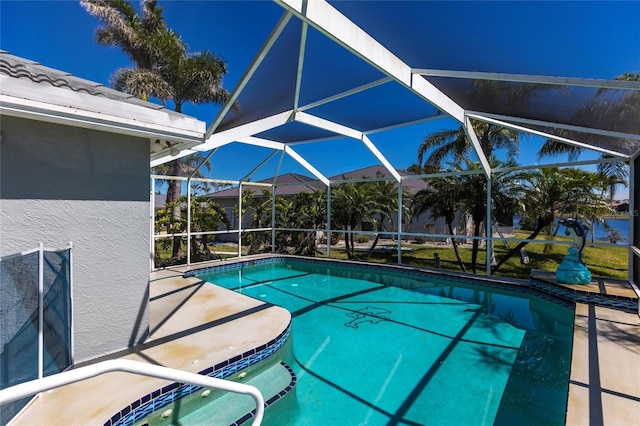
(0, 359), (264, 426)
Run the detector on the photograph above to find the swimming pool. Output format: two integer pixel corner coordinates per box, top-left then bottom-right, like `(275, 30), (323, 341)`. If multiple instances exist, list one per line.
(154, 258), (574, 425)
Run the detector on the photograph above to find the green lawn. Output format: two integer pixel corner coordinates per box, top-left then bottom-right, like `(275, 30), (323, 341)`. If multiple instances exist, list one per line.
(154, 232), (628, 281)
(323, 231), (628, 281)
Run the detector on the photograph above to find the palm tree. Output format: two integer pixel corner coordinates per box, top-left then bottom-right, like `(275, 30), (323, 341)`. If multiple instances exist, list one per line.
(362, 174), (411, 260)
(83, 0), (232, 259)
(80, 0), (180, 100)
(240, 188), (273, 254)
(417, 120), (523, 170)
(491, 167), (610, 273)
(538, 71), (636, 201)
(412, 177), (467, 272)
(276, 190), (327, 255)
(450, 157), (528, 274)
(538, 140), (628, 203)
(331, 181), (369, 259)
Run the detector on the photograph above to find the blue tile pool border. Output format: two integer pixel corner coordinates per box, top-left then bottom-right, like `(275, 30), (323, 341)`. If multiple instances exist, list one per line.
(530, 276), (638, 313)
(104, 323), (292, 426)
(187, 256), (639, 312)
(185, 256), (575, 309)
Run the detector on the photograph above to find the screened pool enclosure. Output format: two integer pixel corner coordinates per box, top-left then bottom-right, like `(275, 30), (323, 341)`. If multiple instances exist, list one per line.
(150, 1), (640, 281)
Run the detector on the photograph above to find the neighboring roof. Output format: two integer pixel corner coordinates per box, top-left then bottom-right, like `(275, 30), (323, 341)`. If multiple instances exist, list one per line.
(329, 165), (428, 193)
(154, 0), (640, 182)
(0, 50), (205, 162)
(207, 172), (324, 199)
(206, 166), (428, 200)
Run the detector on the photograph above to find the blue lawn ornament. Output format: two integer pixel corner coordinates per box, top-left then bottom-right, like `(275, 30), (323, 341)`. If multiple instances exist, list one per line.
(555, 218), (592, 284)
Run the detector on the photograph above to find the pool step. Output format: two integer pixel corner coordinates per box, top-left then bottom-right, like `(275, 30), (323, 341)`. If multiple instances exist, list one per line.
(176, 361), (296, 426)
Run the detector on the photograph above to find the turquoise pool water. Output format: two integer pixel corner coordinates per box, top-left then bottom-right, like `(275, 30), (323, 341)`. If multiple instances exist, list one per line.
(195, 259), (574, 425)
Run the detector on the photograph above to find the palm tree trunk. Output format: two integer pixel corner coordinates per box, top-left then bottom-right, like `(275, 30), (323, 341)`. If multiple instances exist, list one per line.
(365, 233), (381, 261)
(492, 215), (554, 274)
(167, 159), (182, 258)
(471, 222), (481, 274)
(447, 222), (467, 272)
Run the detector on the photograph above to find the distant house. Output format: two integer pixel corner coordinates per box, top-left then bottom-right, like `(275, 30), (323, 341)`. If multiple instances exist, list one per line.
(204, 164), (463, 242)
(612, 200), (630, 213)
(206, 173), (325, 241)
(0, 51), (205, 362)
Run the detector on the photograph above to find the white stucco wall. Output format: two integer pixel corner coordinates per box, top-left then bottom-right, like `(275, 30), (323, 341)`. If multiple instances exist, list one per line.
(1, 116), (149, 362)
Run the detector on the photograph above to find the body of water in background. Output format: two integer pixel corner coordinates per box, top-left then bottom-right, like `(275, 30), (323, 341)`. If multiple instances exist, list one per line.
(513, 217), (629, 245)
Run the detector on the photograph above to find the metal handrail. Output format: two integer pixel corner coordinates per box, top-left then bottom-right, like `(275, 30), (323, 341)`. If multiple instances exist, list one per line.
(0, 359), (264, 425)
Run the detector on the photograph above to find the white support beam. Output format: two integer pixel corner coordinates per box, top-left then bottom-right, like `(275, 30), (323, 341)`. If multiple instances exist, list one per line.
(197, 110), (294, 152)
(285, 146), (330, 186)
(152, 111), (293, 167)
(276, 0), (465, 123)
(150, 148), (199, 168)
(361, 135), (401, 182)
(464, 116), (491, 177)
(467, 111), (640, 143)
(293, 21), (309, 110)
(414, 69), (640, 91)
(466, 112), (631, 158)
(294, 111), (362, 139)
(206, 11), (293, 138)
(411, 74), (465, 123)
(237, 136), (287, 151)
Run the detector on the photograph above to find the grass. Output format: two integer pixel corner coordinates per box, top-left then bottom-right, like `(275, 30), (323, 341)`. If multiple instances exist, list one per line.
(154, 232), (628, 281)
(323, 231), (628, 281)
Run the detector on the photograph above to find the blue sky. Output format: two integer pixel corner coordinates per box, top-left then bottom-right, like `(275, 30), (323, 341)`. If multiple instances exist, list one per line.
(1, 0), (637, 198)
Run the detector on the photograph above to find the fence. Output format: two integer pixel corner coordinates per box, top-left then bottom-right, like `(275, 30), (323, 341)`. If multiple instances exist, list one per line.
(0, 243), (73, 424)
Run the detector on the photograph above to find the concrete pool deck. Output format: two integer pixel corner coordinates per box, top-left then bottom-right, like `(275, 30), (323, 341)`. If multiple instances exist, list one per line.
(8, 257), (640, 425)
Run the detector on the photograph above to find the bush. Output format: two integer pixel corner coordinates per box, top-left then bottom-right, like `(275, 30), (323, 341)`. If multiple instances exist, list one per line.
(357, 235), (371, 244)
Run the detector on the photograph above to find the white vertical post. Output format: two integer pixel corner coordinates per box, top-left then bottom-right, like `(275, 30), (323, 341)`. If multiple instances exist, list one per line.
(397, 182), (403, 264)
(68, 241), (74, 365)
(187, 178), (192, 266)
(271, 184), (276, 253)
(238, 183), (243, 258)
(150, 178), (155, 271)
(629, 159), (635, 284)
(38, 242), (44, 380)
(327, 185), (332, 258)
(486, 175), (492, 276)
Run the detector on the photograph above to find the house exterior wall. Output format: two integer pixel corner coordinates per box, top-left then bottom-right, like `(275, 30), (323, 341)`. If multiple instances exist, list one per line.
(1, 116), (149, 362)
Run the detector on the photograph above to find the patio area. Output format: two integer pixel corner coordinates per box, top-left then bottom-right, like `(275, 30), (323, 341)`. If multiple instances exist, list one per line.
(9, 257), (640, 425)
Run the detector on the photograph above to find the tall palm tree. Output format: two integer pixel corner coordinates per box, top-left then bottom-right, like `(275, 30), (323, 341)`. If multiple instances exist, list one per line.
(412, 177), (467, 272)
(83, 0), (232, 259)
(363, 176), (412, 260)
(417, 120), (523, 169)
(451, 157), (528, 274)
(331, 181), (370, 259)
(80, 0), (181, 100)
(538, 71), (636, 201)
(538, 140), (628, 203)
(491, 167), (609, 273)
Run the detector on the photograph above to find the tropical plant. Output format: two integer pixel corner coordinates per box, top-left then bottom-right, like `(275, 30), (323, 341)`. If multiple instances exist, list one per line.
(330, 174), (409, 260)
(491, 167), (611, 273)
(538, 140), (628, 203)
(275, 190), (327, 255)
(411, 176), (467, 272)
(363, 176), (412, 260)
(537, 71), (636, 202)
(82, 0), (232, 258)
(417, 121), (523, 170)
(240, 188), (274, 254)
(331, 181), (371, 259)
(154, 195), (229, 265)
